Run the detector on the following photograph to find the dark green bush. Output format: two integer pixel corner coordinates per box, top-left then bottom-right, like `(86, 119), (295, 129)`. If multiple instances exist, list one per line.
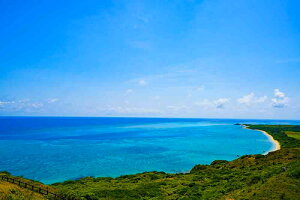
(287, 161), (300, 179)
(211, 160), (229, 165)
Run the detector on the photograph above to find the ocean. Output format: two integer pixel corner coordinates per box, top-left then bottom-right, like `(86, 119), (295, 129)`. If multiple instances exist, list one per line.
(0, 117), (299, 184)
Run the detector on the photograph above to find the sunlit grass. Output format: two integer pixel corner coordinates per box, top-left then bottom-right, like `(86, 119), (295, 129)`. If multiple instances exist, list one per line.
(0, 180), (45, 200)
(286, 131), (300, 140)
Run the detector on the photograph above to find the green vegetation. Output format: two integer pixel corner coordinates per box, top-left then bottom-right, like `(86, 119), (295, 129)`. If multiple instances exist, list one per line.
(285, 131), (300, 140)
(0, 181), (46, 200)
(1, 125), (300, 199)
(0, 171), (59, 200)
(0, 172), (46, 200)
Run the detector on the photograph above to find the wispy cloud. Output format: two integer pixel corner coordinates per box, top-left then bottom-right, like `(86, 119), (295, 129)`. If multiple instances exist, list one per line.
(138, 79), (147, 86)
(214, 98), (230, 109)
(0, 101), (15, 107)
(29, 103), (44, 109)
(153, 96), (161, 100)
(125, 89), (134, 94)
(195, 98), (230, 109)
(0, 99), (53, 112)
(237, 93), (267, 105)
(272, 89), (289, 108)
(47, 98), (59, 103)
(195, 86), (205, 92)
(167, 105), (189, 112)
(127, 68), (197, 87)
(98, 106), (161, 115)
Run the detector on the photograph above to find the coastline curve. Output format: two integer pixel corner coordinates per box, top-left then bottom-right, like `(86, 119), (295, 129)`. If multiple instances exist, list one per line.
(242, 125), (281, 154)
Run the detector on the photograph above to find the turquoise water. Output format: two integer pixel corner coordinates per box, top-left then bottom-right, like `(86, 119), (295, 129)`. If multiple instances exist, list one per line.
(0, 117), (299, 184)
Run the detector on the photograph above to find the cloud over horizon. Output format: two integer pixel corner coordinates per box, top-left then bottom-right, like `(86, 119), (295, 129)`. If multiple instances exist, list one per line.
(272, 89), (289, 108)
(237, 93), (268, 105)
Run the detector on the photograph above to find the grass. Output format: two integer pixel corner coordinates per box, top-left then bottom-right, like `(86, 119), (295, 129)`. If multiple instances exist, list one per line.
(0, 180), (46, 200)
(0, 171), (58, 200)
(285, 131), (300, 140)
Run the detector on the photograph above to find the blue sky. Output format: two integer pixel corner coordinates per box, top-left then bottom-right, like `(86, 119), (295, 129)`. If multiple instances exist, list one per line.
(0, 0), (300, 119)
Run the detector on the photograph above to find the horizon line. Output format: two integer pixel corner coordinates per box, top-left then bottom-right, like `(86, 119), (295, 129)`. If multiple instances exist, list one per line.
(0, 115), (299, 121)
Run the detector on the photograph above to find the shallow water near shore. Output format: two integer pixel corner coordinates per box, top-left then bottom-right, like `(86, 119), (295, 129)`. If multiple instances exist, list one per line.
(0, 117), (299, 184)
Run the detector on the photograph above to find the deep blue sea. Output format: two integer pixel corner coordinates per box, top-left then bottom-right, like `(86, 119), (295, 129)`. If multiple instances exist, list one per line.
(0, 117), (299, 184)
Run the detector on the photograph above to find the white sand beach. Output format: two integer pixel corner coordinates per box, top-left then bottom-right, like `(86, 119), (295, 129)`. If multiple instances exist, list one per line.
(242, 125), (281, 154)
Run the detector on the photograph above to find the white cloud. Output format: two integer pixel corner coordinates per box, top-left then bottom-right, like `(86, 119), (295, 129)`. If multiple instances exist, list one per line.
(195, 98), (230, 109)
(0, 99), (45, 112)
(47, 98), (59, 103)
(18, 99), (30, 103)
(98, 106), (160, 115)
(272, 89), (289, 108)
(138, 79), (147, 86)
(274, 89), (285, 98)
(237, 93), (254, 104)
(256, 96), (268, 103)
(214, 98), (230, 109)
(196, 86), (205, 91)
(272, 98), (289, 108)
(127, 68), (196, 87)
(17, 101), (44, 110)
(195, 99), (212, 109)
(0, 101), (15, 107)
(125, 89), (133, 94)
(30, 103), (44, 108)
(167, 105), (188, 112)
(237, 93), (267, 105)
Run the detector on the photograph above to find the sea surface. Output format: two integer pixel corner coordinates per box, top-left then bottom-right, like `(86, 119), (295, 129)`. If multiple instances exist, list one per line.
(0, 117), (299, 184)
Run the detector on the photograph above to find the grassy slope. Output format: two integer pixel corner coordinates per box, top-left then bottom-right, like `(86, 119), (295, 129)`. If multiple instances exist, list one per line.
(285, 131), (300, 140)
(0, 179), (46, 200)
(0, 172), (57, 200)
(51, 125), (300, 200)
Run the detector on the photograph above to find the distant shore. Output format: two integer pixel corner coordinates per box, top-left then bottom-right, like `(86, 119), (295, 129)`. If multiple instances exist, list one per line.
(242, 125), (281, 153)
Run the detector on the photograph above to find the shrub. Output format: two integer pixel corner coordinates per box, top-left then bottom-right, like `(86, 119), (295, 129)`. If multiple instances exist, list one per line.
(287, 161), (300, 179)
(211, 160), (229, 165)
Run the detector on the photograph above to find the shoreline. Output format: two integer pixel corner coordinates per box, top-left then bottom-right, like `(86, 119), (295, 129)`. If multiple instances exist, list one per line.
(242, 125), (281, 154)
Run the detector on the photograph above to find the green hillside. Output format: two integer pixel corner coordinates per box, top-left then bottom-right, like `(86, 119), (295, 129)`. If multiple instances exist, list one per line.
(0, 171), (48, 200)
